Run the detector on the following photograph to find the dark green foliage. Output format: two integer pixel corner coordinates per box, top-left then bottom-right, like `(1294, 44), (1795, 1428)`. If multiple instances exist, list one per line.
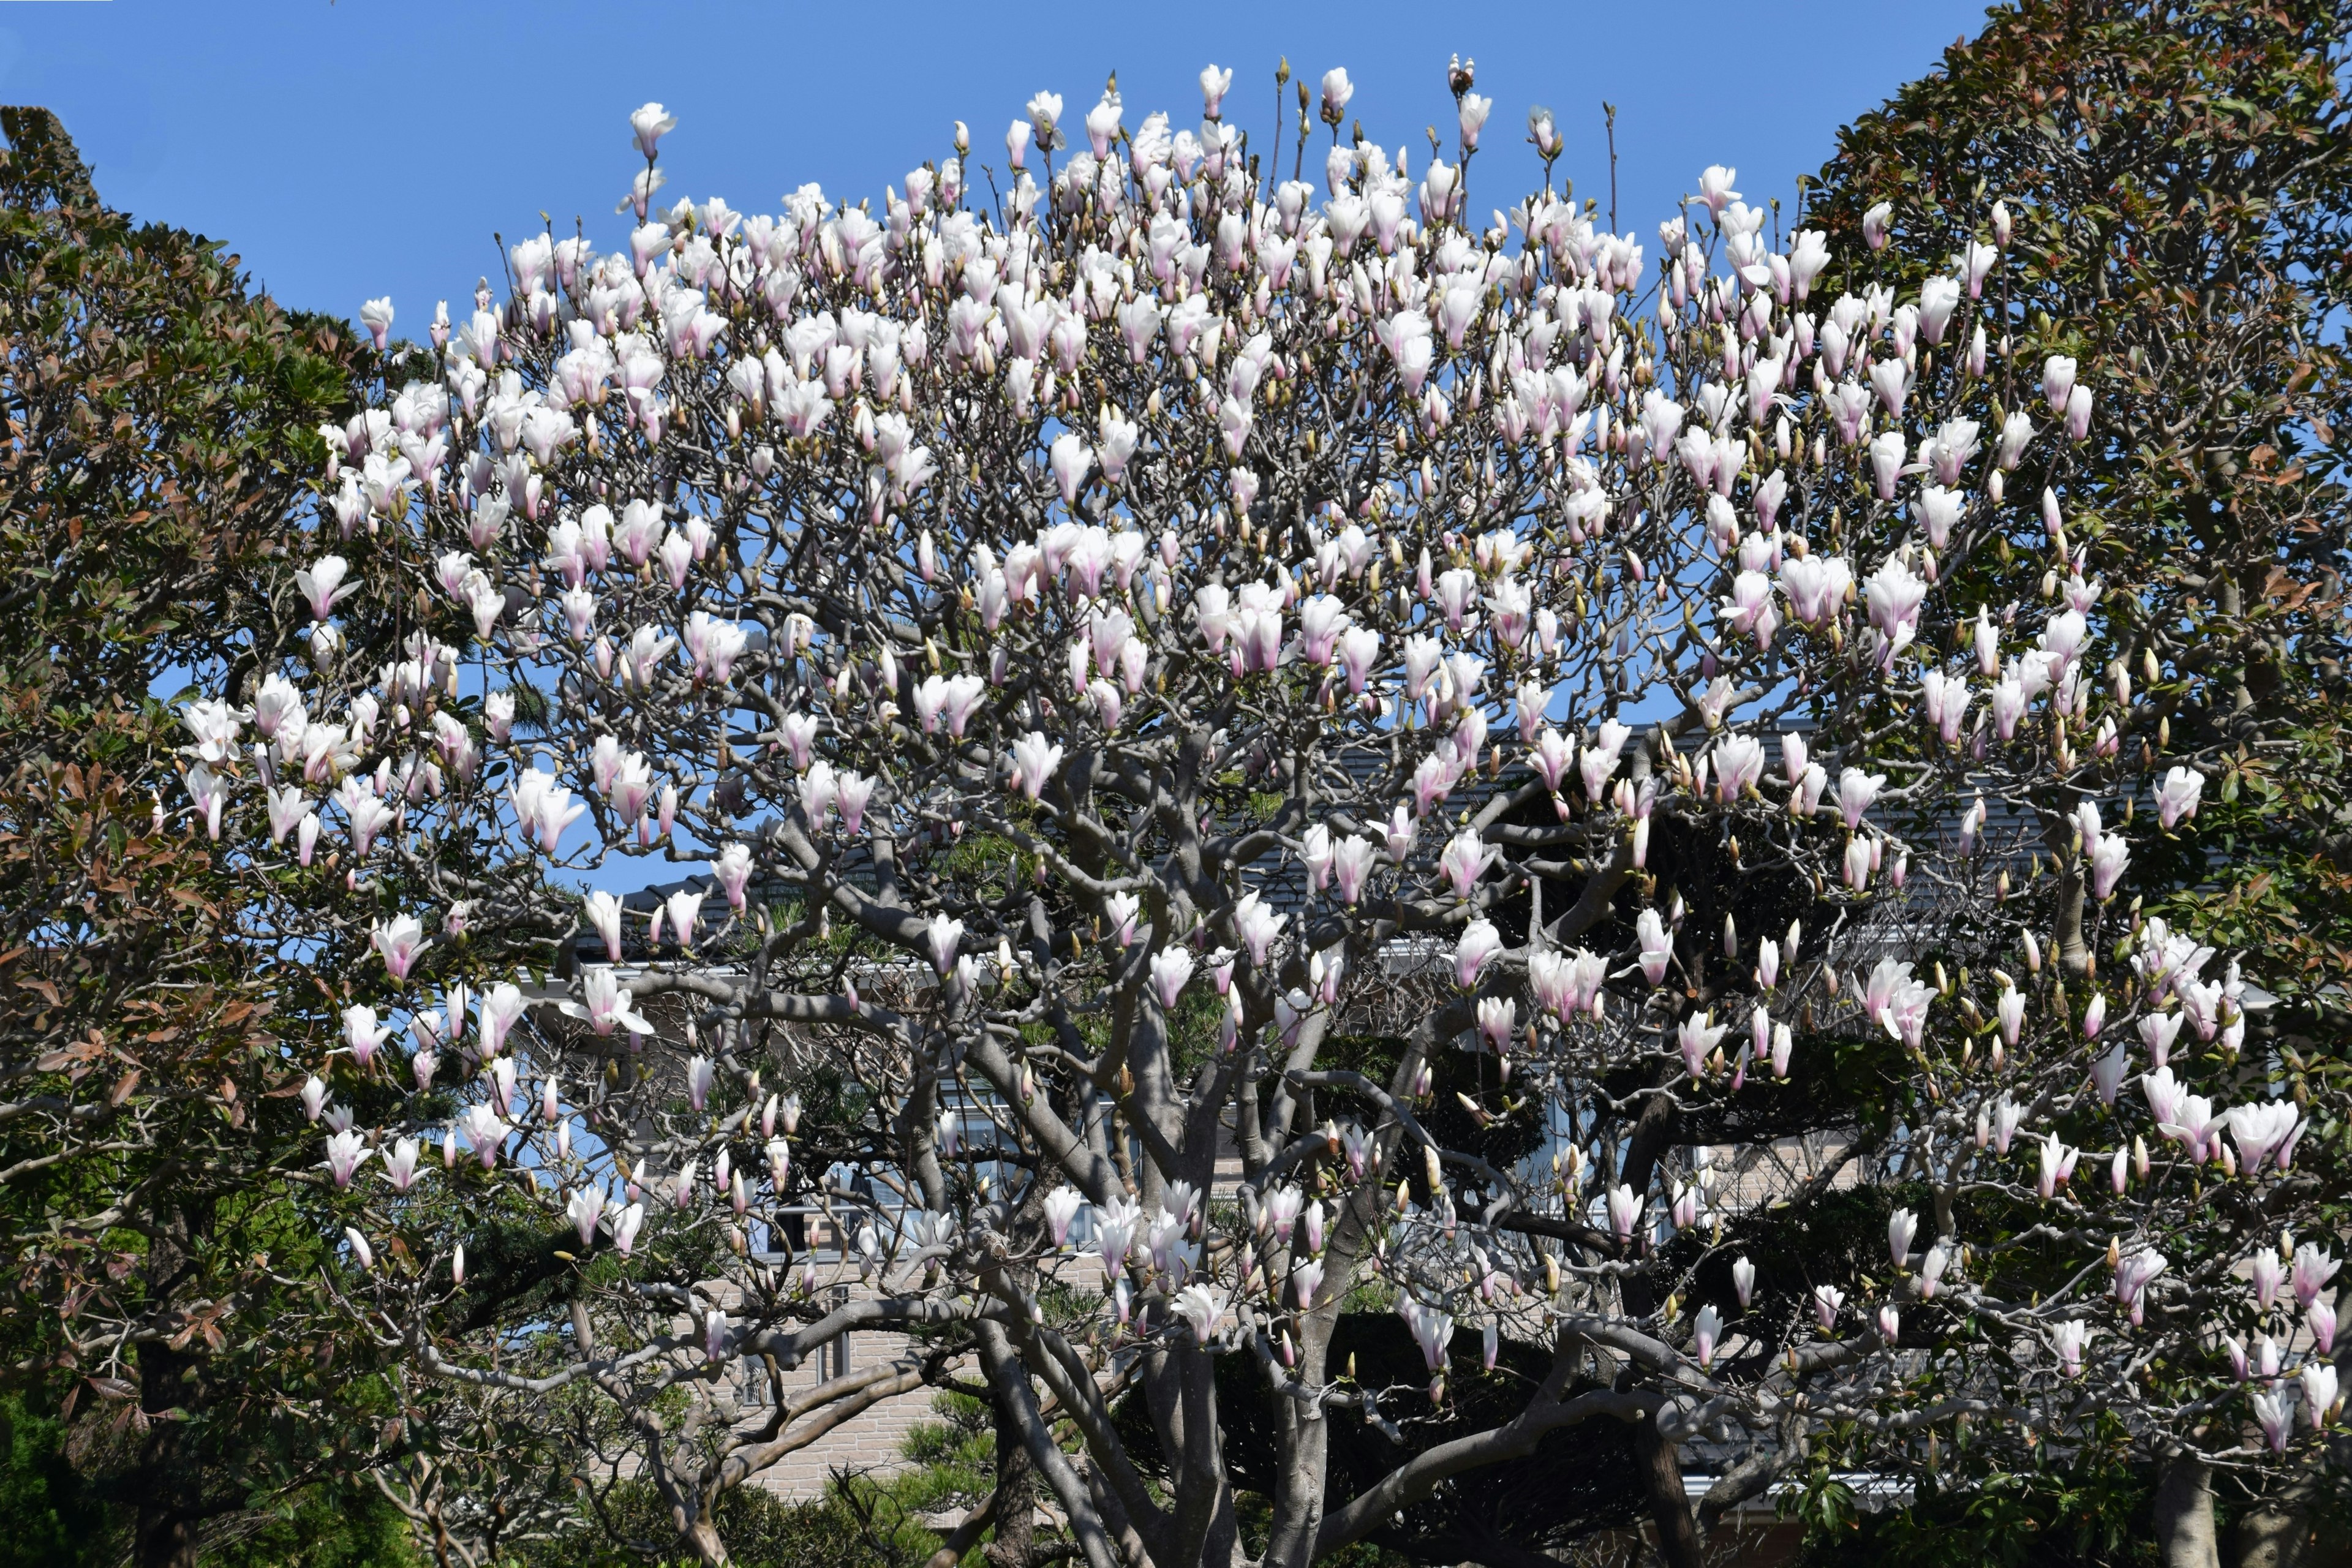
(0, 1390), (118, 1567)
(1794, 1448), (2158, 1568)
(1791, 0), (2352, 1550)
(522, 1469), (970, 1568)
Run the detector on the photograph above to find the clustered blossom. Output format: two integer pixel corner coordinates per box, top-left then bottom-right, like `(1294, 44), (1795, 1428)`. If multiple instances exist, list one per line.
(164, 70), (2326, 1567)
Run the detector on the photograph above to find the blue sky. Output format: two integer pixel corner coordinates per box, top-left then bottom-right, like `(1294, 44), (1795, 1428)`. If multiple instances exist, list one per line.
(4, 0), (1990, 332)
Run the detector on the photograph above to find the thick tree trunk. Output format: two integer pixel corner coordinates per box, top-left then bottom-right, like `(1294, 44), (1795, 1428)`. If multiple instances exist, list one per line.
(681, 1516), (730, 1567)
(2231, 1477), (2318, 1568)
(1261, 1385), (1329, 1568)
(986, 1381), (1038, 1568)
(1632, 1415), (1703, 1568)
(2152, 1450), (2220, 1568)
(134, 1337), (202, 1568)
(1616, 1086), (1702, 1567)
(133, 1509), (200, 1568)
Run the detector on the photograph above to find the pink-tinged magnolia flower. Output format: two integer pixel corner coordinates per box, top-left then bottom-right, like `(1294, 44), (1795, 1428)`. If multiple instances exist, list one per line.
(2228, 1102), (2300, 1172)
(1732, 1257), (1756, 1310)
(1867, 431), (1908, 502)
(1175, 1283), (1226, 1346)
(1476, 996), (1515, 1054)
(2037, 1131), (2078, 1200)
(2090, 834), (2131, 900)
(835, 771), (876, 835)
(1457, 92), (1492, 151)
(480, 983), (526, 1058)
(2253, 1387), (2297, 1453)
(559, 966), (653, 1037)
(1296, 594), (1349, 665)
(1320, 67), (1354, 124)
(382, 1136), (421, 1193)
(607, 1200), (646, 1257)
(1330, 833), (1379, 906)
(1607, 1184), (1642, 1243)
(1698, 165), (1740, 216)
(925, 914), (964, 977)
(1719, 570), (1780, 650)
(1528, 950), (1573, 1020)
(2302, 1362), (2338, 1428)
(1095, 1196), (1139, 1277)
(584, 889), (625, 962)
(685, 1054), (716, 1113)
(2157, 767), (2204, 829)
(180, 698), (245, 766)
(2309, 1298), (2339, 1355)
(629, 102), (676, 159)
(1843, 835), (1874, 892)
(1150, 947), (1195, 1011)
(1888, 1209), (1920, 1268)
(710, 843), (753, 911)
(359, 298), (394, 352)
(2113, 1249), (2168, 1324)
(1624, 911), (1672, 995)
(1200, 64), (1233, 119)
(1813, 1284), (1845, 1330)
(1233, 892), (1286, 968)
(1692, 1303), (1721, 1370)
(1043, 1186), (1085, 1249)
(1452, 919), (1502, 989)
(1104, 891), (1142, 948)
(2293, 1243), (2340, 1308)
(1714, 734), (1765, 803)
(323, 1128), (371, 1188)
(2090, 1043), (2128, 1106)
(372, 915), (426, 983)
(2054, 1319), (2090, 1378)
(343, 1005), (388, 1068)
(1400, 1295), (1453, 1391)
(1676, 1010), (1728, 1080)
(1438, 828), (1490, 899)
(1777, 552), (1852, 628)
(266, 785), (306, 847)
(1920, 669), (1971, 745)
(1670, 1182), (1700, 1232)
(1336, 626), (1382, 694)
(1294, 1257), (1327, 1310)
(181, 764), (228, 841)
(2252, 1249), (2286, 1311)
(460, 1104), (510, 1170)
(1838, 768), (1887, 831)
(565, 1186), (602, 1248)
(1997, 984), (2026, 1050)
(1010, 732), (1065, 802)
(2066, 383), (2094, 440)
(1877, 1303), (1901, 1344)
(2043, 355), (2078, 416)
(344, 1226), (374, 1272)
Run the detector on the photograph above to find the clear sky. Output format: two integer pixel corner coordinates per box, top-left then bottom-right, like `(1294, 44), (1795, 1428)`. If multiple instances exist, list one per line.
(3, 0), (1991, 333)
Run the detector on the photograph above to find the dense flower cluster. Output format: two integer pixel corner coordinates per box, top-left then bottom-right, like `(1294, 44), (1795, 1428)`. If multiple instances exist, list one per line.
(179, 68), (2331, 1567)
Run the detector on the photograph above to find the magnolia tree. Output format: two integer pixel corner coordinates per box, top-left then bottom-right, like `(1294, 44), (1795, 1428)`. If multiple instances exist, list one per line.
(191, 62), (2347, 1567)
